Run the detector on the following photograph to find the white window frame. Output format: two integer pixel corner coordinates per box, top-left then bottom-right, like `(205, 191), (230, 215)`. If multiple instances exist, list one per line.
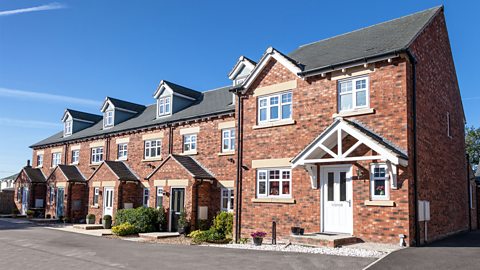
(143, 188), (149, 207)
(156, 187), (164, 209)
(144, 139), (161, 159)
(183, 134), (197, 153)
(52, 152), (61, 167)
(257, 91), (292, 124)
(256, 168), (292, 198)
(220, 188), (234, 212)
(370, 163), (390, 200)
(71, 150), (80, 164)
(37, 154), (43, 167)
(104, 110), (114, 128)
(49, 185), (55, 204)
(93, 187), (99, 206)
(221, 128), (235, 152)
(338, 76), (370, 112)
(91, 147), (104, 164)
(157, 96), (171, 117)
(64, 120), (72, 136)
(117, 143), (128, 160)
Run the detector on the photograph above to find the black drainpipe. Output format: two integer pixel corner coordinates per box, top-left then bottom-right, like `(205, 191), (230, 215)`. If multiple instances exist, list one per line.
(195, 179), (203, 230)
(234, 90), (244, 243)
(105, 136), (111, 161)
(168, 125), (174, 154)
(466, 154), (472, 231)
(407, 50), (420, 246)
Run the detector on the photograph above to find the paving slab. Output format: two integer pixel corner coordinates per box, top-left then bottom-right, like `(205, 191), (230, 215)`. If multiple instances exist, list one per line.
(138, 232), (180, 239)
(73, 224), (105, 230)
(0, 218), (32, 224)
(47, 225), (112, 236)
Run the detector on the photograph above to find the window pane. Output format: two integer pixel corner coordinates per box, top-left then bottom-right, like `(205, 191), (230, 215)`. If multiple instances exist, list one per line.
(340, 94), (353, 111)
(340, 172), (346, 201)
(282, 181), (290, 195)
(269, 181), (279, 196)
(259, 181), (266, 194)
(259, 108), (267, 121)
(356, 79), (366, 90)
(259, 99), (267, 107)
(340, 81), (352, 93)
(270, 106), (279, 119)
(328, 172), (334, 201)
(281, 92), (292, 103)
(374, 180), (386, 196)
(356, 90), (367, 107)
(282, 104), (291, 119)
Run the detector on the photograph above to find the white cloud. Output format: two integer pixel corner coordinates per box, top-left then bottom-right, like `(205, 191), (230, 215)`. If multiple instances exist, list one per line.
(0, 2), (66, 17)
(0, 87), (100, 107)
(0, 117), (61, 129)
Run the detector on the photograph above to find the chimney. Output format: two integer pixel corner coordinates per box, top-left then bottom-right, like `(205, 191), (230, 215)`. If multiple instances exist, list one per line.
(27, 160), (31, 167)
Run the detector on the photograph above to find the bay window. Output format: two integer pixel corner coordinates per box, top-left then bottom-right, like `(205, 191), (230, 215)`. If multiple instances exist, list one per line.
(338, 76), (369, 112)
(258, 91), (292, 123)
(370, 163), (389, 200)
(257, 169), (291, 198)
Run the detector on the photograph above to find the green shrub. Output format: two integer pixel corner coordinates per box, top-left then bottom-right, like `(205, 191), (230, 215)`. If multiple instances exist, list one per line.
(103, 215), (112, 221)
(87, 214), (95, 219)
(115, 207), (159, 233)
(112, 222), (138, 236)
(212, 212), (233, 239)
(157, 206), (167, 231)
(177, 211), (188, 228)
(26, 210), (34, 216)
(198, 219), (210, 231)
(188, 230), (209, 244)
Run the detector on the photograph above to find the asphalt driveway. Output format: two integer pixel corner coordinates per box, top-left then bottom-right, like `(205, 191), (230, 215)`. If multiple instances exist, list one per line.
(368, 230), (480, 270)
(0, 220), (374, 270)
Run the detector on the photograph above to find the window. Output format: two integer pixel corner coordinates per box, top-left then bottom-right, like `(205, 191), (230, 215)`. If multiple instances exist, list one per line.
(37, 154), (43, 167)
(91, 147), (104, 164)
(52, 152), (61, 167)
(17, 187), (22, 202)
(158, 96), (171, 116)
(183, 134), (197, 153)
(222, 128), (235, 152)
(447, 112), (452, 138)
(93, 187), (99, 206)
(258, 92), (292, 123)
(257, 169), (291, 198)
(156, 187), (163, 209)
(104, 110), (114, 128)
(144, 140), (161, 159)
(234, 78), (245, 86)
(117, 143), (128, 160)
(143, 188), (149, 207)
(338, 76), (369, 112)
(49, 185), (55, 204)
(71, 150), (79, 164)
(370, 164), (389, 200)
(64, 120), (72, 136)
(221, 188), (234, 212)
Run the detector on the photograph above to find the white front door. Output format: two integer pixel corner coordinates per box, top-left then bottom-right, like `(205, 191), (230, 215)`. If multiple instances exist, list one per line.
(321, 165), (353, 234)
(103, 187), (114, 217)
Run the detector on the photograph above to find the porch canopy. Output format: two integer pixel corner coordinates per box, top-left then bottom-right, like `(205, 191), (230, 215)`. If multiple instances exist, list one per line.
(291, 118), (408, 189)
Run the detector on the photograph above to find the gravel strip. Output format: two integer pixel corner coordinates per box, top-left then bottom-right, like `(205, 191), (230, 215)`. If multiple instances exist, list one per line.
(203, 243), (386, 258)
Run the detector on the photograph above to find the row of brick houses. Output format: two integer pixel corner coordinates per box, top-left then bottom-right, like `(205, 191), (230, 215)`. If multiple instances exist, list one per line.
(14, 6), (478, 246)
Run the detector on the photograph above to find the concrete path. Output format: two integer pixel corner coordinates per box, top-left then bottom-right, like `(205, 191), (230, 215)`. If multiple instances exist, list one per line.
(368, 230), (480, 270)
(0, 220), (374, 270)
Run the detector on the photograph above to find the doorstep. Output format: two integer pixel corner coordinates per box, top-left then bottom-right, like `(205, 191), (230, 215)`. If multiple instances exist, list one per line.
(288, 233), (362, 248)
(138, 232), (180, 239)
(73, 224), (105, 230)
(30, 218), (60, 224)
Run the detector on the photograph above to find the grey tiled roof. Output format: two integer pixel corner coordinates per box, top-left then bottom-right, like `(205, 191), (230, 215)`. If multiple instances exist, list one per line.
(20, 167), (46, 183)
(106, 97), (146, 112)
(288, 6), (441, 74)
(57, 165), (85, 182)
(31, 86), (235, 148)
(66, 109), (102, 123)
(164, 80), (202, 99)
(171, 154), (215, 179)
(103, 161), (138, 181)
(1, 173), (19, 182)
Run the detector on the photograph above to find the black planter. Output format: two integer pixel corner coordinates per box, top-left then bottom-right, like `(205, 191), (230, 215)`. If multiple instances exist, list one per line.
(291, 226), (301, 235)
(299, 228), (305, 235)
(103, 219), (112, 229)
(252, 237), (263, 246)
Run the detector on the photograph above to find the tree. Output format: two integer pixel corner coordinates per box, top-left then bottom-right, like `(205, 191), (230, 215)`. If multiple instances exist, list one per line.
(465, 126), (480, 165)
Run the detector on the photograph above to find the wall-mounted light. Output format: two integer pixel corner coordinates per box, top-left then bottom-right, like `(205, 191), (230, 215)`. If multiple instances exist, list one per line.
(227, 158), (235, 164)
(147, 164), (156, 169)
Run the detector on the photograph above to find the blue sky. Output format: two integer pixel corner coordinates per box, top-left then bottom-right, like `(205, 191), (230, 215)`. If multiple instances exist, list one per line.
(0, 0), (478, 178)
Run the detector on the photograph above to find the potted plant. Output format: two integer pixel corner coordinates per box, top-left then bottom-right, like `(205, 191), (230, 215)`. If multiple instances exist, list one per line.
(103, 215), (112, 229)
(251, 231), (267, 246)
(26, 210), (34, 219)
(12, 208), (20, 218)
(46, 214), (51, 219)
(177, 211), (189, 234)
(291, 226), (301, 235)
(86, 214), (95, 224)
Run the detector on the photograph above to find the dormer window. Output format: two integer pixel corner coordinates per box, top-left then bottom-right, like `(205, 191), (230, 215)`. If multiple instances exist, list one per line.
(64, 120), (72, 136)
(158, 96), (171, 117)
(104, 110), (114, 128)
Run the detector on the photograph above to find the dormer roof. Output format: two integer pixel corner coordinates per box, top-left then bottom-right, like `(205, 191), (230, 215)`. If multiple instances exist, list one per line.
(101, 97), (146, 113)
(153, 80), (202, 100)
(62, 109), (102, 123)
(228, 56), (257, 80)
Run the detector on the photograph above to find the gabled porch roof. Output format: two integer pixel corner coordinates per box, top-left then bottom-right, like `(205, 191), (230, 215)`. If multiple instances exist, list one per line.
(291, 118), (408, 168)
(146, 154), (215, 180)
(88, 161), (139, 182)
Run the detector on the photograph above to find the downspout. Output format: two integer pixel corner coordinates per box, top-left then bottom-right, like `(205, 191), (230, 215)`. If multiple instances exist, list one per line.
(467, 154), (472, 231)
(195, 179), (203, 230)
(234, 90), (244, 243)
(105, 137), (111, 161)
(168, 125), (174, 154)
(406, 50), (420, 246)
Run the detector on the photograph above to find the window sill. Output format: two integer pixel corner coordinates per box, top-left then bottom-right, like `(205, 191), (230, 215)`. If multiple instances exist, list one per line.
(90, 205), (99, 209)
(218, 151), (235, 156)
(89, 163), (102, 166)
(70, 163), (79, 166)
(36, 166), (43, 169)
(364, 200), (395, 207)
(252, 198), (296, 204)
(116, 158), (128, 162)
(180, 151), (198, 156)
(142, 157), (162, 162)
(332, 108), (375, 118)
(253, 119), (296, 130)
